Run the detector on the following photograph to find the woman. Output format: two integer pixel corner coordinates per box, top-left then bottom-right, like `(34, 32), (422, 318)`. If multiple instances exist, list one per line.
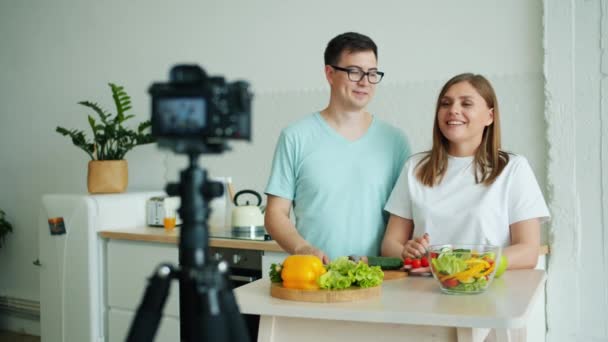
(381, 73), (549, 269)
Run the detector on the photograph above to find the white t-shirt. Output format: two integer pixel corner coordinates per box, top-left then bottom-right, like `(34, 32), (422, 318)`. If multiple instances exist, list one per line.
(384, 153), (550, 247)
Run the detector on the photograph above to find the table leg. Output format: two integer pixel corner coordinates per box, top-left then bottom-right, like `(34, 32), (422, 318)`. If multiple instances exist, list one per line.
(256, 315), (276, 342)
(457, 327), (490, 342)
(494, 328), (526, 342)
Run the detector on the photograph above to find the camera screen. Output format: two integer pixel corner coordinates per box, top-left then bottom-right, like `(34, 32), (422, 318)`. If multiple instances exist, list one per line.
(157, 97), (206, 134)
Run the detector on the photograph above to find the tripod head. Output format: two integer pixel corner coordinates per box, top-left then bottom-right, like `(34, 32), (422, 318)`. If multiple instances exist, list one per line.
(126, 65), (253, 341)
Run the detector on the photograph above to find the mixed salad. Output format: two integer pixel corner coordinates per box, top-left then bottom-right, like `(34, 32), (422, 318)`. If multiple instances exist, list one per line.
(430, 247), (497, 293)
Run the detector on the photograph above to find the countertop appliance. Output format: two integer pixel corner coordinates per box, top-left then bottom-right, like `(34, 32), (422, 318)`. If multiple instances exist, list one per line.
(146, 196), (182, 226)
(231, 189), (265, 237)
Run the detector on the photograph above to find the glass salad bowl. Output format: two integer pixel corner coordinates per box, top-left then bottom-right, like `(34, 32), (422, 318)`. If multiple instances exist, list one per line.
(427, 244), (501, 295)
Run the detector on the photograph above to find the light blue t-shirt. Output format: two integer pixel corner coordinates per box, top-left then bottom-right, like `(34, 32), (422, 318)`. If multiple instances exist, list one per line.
(265, 112), (410, 260)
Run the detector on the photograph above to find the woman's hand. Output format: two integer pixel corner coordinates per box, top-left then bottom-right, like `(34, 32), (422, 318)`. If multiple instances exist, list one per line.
(294, 244), (330, 264)
(401, 233), (430, 259)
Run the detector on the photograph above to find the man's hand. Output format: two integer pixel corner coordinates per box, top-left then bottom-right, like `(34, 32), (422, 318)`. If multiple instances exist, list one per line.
(402, 233), (430, 259)
(294, 244), (330, 264)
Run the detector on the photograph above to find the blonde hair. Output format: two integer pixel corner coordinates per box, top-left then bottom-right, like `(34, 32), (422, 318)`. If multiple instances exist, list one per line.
(416, 73), (509, 186)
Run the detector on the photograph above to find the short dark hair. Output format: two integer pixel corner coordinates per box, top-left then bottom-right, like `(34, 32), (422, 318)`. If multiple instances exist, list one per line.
(324, 32), (378, 66)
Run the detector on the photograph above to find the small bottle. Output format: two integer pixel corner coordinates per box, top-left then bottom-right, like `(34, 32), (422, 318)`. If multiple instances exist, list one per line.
(164, 209), (177, 232)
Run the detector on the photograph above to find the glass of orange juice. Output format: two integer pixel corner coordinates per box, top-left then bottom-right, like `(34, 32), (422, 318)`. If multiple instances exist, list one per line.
(164, 209), (177, 232)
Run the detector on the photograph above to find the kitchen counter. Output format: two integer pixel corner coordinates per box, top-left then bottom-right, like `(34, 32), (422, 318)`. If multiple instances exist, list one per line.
(99, 226), (285, 252)
(234, 269), (546, 342)
(98, 227), (549, 256)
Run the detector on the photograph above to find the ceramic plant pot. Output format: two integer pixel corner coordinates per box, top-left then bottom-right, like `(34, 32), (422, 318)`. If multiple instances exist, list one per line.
(87, 160), (128, 194)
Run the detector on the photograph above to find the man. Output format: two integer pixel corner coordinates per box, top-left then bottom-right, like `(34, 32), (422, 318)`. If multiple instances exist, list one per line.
(264, 32), (410, 262)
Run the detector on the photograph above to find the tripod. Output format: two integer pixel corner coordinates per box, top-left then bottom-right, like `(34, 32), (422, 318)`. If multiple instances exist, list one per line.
(127, 152), (250, 342)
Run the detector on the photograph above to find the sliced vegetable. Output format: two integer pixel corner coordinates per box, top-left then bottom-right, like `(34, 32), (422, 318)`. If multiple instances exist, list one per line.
(442, 278), (459, 288)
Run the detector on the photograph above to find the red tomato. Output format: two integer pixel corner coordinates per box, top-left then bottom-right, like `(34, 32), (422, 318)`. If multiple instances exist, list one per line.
(420, 256), (429, 267)
(482, 256), (494, 265)
(430, 252), (439, 259)
(442, 279), (459, 288)
(404, 258), (413, 266)
(411, 259), (421, 269)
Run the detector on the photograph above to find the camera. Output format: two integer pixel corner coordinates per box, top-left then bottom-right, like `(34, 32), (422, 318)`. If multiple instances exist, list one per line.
(149, 64), (253, 152)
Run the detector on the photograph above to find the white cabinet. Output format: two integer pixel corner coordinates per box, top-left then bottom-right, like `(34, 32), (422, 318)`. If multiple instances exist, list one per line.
(39, 192), (162, 342)
(106, 239), (180, 341)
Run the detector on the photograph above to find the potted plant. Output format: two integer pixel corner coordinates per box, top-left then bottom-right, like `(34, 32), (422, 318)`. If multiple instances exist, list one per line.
(0, 209), (13, 248)
(56, 83), (155, 193)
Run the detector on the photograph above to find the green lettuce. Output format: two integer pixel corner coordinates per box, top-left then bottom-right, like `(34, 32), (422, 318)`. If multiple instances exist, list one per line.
(318, 257), (383, 289)
(352, 262), (384, 288)
(431, 252), (468, 275)
(326, 257), (356, 275)
(318, 270), (353, 289)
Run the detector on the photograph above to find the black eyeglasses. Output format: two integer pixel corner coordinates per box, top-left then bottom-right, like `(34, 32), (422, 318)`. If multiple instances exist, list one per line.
(330, 65), (385, 84)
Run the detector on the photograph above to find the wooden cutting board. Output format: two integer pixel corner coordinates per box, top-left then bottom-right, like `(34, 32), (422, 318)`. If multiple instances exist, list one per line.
(270, 283), (381, 303)
(383, 269), (408, 280)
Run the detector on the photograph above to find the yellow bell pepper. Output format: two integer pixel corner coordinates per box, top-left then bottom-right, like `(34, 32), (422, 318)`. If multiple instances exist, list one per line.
(481, 263), (495, 277)
(281, 255), (326, 290)
(439, 259), (491, 282)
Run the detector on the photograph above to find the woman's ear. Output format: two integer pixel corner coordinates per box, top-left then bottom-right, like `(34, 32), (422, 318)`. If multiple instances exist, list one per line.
(486, 108), (494, 126)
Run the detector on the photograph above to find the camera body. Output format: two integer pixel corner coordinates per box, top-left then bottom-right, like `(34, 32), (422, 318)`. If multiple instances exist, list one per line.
(149, 65), (252, 152)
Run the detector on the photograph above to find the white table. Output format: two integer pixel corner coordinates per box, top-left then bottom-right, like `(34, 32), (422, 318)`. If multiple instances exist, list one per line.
(234, 270), (546, 342)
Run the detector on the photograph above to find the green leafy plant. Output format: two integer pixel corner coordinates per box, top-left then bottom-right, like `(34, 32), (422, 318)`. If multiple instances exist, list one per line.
(0, 209), (13, 248)
(56, 83), (155, 160)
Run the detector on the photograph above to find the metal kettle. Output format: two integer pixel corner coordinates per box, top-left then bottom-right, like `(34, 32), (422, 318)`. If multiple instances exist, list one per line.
(231, 190), (265, 232)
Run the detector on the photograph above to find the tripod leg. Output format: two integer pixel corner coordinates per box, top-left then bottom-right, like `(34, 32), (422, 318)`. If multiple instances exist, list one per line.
(126, 264), (176, 342)
(211, 267), (251, 342)
(184, 262), (251, 342)
(193, 279), (251, 342)
(219, 283), (251, 342)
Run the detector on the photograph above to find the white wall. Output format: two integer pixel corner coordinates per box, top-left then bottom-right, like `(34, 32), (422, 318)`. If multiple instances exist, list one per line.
(545, 1), (608, 341)
(0, 0), (557, 335)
